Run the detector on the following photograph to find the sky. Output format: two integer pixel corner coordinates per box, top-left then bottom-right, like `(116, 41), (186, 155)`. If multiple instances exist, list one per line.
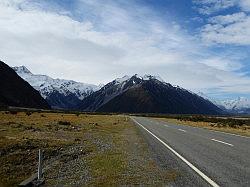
(0, 0), (250, 99)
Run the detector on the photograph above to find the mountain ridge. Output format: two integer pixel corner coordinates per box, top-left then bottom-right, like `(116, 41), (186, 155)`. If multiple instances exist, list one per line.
(13, 66), (100, 109)
(0, 61), (50, 109)
(11, 65), (247, 114)
(79, 75), (222, 114)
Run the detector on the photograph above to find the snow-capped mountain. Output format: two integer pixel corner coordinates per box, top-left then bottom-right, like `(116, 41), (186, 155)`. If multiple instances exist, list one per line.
(197, 92), (250, 114)
(216, 97), (250, 113)
(79, 74), (221, 114)
(12, 66), (100, 109)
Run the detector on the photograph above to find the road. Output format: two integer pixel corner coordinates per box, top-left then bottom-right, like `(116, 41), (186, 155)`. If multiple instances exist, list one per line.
(131, 116), (250, 187)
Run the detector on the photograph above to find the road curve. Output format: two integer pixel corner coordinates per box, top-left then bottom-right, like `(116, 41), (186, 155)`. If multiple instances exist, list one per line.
(131, 116), (250, 187)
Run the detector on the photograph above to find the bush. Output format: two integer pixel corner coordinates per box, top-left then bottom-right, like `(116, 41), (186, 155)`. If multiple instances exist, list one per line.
(175, 115), (250, 127)
(26, 112), (32, 116)
(58, 121), (71, 126)
(10, 111), (18, 115)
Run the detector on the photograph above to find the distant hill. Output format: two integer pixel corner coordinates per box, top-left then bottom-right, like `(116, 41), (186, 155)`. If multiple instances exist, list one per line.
(0, 61), (50, 109)
(13, 66), (100, 109)
(79, 74), (222, 114)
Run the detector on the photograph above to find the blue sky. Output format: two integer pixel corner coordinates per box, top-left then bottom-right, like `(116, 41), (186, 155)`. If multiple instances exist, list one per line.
(0, 0), (250, 99)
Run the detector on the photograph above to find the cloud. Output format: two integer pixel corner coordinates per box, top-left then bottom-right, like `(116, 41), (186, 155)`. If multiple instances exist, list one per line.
(193, 0), (250, 14)
(193, 0), (237, 15)
(208, 12), (247, 24)
(193, 0), (250, 45)
(0, 0), (250, 97)
(239, 0), (250, 11)
(200, 12), (250, 45)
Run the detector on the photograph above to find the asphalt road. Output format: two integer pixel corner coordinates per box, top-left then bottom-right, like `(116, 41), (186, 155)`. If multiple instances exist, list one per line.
(131, 116), (250, 187)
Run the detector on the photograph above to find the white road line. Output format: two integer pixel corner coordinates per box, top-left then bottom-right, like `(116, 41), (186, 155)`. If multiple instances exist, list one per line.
(211, 139), (234, 147)
(178, 129), (186, 132)
(164, 125), (169, 127)
(132, 118), (220, 187)
(208, 129), (249, 139)
(159, 119), (249, 139)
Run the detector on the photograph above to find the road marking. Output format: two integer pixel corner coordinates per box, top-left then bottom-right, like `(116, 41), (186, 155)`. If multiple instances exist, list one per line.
(159, 119), (249, 139)
(208, 129), (249, 139)
(178, 129), (186, 132)
(132, 118), (220, 187)
(211, 139), (234, 147)
(164, 125), (169, 127)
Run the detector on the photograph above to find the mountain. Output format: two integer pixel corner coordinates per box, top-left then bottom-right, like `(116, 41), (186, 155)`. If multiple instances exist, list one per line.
(79, 74), (222, 114)
(197, 92), (250, 114)
(13, 66), (100, 109)
(0, 61), (50, 109)
(219, 97), (250, 112)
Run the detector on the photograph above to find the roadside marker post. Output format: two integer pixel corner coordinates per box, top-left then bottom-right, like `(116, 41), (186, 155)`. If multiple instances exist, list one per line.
(38, 149), (42, 180)
(19, 149), (45, 186)
(33, 149), (45, 186)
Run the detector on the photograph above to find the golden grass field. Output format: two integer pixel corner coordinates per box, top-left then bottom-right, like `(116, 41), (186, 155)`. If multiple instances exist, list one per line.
(155, 118), (250, 137)
(0, 111), (176, 186)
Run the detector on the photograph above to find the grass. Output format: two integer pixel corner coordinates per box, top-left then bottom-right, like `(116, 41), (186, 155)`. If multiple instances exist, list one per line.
(0, 111), (176, 186)
(155, 115), (250, 137)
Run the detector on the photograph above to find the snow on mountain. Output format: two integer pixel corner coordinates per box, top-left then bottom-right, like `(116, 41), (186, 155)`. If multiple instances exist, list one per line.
(13, 66), (99, 99)
(114, 74), (164, 85)
(12, 66), (100, 109)
(114, 75), (131, 84)
(140, 74), (165, 82)
(132, 74), (165, 82)
(13, 66), (32, 74)
(218, 97), (250, 110)
(197, 92), (250, 114)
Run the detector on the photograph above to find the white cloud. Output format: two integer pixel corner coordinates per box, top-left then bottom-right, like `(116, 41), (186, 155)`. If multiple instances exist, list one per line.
(208, 12), (247, 24)
(201, 12), (250, 45)
(0, 0), (249, 96)
(194, 0), (250, 45)
(193, 0), (237, 15)
(193, 0), (250, 14)
(239, 0), (250, 11)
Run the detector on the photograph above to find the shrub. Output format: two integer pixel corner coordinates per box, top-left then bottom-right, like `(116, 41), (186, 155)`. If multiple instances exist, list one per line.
(58, 121), (71, 126)
(10, 111), (18, 115)
(26, 112), (32, 116)
(174, 115), (250, 127)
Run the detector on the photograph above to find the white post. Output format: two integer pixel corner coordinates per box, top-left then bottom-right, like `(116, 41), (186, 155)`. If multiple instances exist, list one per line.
(38, 149), (42, 180)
